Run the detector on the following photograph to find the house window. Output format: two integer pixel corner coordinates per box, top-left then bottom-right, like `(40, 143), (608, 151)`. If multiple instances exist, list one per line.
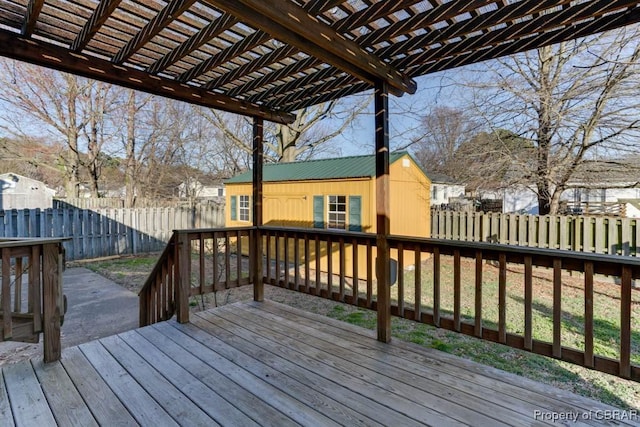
(217, 188), (224, 197)
(327, 195), (346, 229)
(239, 195), (250, 221)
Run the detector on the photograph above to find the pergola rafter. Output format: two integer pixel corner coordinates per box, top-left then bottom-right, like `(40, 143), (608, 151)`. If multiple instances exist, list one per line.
(1, 0), (638, 118)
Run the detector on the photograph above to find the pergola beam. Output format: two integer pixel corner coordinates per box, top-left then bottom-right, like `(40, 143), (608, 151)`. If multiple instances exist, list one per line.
(202, 0), (418, 94)
(228, 0), (490, 105)
(203, 0), (417, 95)
(0, 30), (294, 124)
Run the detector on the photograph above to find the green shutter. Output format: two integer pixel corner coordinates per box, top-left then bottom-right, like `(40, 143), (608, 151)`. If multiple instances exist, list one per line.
(313, 195), (324, 228)
(230, 195), (237, 221)
(348, 196), (362, 232)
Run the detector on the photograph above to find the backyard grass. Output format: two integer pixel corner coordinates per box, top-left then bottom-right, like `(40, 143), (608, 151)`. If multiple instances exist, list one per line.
(390, 255), (640, 365)
(81, 253), (640, 411)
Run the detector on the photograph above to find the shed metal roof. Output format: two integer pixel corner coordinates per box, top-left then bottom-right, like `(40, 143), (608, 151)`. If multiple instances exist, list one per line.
(1, 1), (639, 123)
(226, 151), (411, 183)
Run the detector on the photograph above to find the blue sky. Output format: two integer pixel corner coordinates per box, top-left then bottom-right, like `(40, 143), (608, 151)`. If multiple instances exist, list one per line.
(329, 69), (474, 157)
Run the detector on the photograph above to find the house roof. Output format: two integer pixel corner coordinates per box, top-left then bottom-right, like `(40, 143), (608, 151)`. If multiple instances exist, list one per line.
(2, 2), (638, 123)
(0, 172), (46, 185)
(424, 172), (461, 185)
(226, 151), (415, 184)
(567, 159), (640, 188)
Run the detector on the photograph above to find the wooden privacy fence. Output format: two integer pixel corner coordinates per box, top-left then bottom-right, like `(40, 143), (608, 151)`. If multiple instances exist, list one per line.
(432, 211), (640, 256)
(0, 206), (224, 261)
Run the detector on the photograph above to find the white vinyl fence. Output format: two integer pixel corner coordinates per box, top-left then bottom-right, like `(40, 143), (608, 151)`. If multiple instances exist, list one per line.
(431, 211), (640, 256)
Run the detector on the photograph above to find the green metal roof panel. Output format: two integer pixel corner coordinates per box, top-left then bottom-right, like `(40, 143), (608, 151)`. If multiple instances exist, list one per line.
(226, 152), (409, 184)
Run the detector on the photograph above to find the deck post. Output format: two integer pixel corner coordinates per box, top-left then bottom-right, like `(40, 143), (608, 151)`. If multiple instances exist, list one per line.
(176, 231), (191, 323)
(42, 242), (62, 362)
(252, 117), (264, 301)
(375, 80), (391, 343)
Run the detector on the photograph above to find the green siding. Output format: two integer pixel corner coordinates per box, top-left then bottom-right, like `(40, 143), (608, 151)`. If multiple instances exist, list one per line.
(348, 196), (362, 232)
(313, 195), (324, 229)
(230, 195), (237, 221)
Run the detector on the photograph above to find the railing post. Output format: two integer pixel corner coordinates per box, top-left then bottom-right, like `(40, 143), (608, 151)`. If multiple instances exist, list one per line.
(42, 242), (62, 362)
(252, 117), (264, 301)
(176, 231), (191, 323)
(375, 80), (391, 343)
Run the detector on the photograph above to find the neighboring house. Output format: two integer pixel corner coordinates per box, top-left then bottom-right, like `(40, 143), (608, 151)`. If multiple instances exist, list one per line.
(427, 172), (466, 206)
(225, 152), (431, 275)
(178, 178), (225, 200)
(479, 184), (640, 217)
(0, 173), (55, 210)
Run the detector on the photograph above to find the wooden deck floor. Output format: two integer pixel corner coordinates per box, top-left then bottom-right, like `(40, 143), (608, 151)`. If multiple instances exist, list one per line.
(0, 300), (634, 427)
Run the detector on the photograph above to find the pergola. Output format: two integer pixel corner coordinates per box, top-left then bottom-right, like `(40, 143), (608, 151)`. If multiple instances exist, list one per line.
(1, 0), (640, 346)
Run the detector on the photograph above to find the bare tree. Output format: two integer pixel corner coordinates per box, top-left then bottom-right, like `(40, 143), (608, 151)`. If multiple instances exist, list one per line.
(0, 60), (118, 197)
(205, 98), (370, 164)
(468, 27), (640, 214)
(411, 106), (481, 181)
(81, 81), (117, 197)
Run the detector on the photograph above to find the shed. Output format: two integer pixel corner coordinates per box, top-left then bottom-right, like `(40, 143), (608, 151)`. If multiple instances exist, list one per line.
(226, 151), (430, 236)
(226, 152), (430, 276)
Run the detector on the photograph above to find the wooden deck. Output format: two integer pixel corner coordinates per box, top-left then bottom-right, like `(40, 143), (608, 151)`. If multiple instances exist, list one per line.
(0, 301), (634, 427)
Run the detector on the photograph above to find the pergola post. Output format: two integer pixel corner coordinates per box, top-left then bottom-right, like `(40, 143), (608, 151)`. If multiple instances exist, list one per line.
(252, 117), (264, 301)
(375, 80), (391, 343)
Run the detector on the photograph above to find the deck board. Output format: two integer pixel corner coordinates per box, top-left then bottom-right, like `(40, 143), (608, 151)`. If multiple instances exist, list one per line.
(193, 309), (491, 426)
(2, 360), (56, 426)
(205, 304), (537, 427)
(32, 359), (97, 426)
(1, 299), (636, 427)
(135, 326), (296, 427)
(98, 334), (218, 426)
(187, 314), (427, 427)
(235, 303), (574, 424)
(156, 321), (343, 427)
(255, 301), (634, 427)
(59, 347), (137, 426)
(0, 370), (16, 427)
(79, 340), (178, 426)
(118, 329), (259, 427)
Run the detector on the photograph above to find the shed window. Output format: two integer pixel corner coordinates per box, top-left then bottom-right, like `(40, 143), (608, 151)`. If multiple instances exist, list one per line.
(239, 195), (250, 222)
(230, 195), (237, 221)
(327, 195), (347, 229)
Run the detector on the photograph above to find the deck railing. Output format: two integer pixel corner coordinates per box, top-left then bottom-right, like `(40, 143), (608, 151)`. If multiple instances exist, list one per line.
(139, 227), (253, 326)
(141, 226), (639, 381)
(0, 238), (66, 362)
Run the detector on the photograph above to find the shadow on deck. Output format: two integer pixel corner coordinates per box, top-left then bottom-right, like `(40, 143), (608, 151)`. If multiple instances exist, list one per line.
(0, 300), (633, 426)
